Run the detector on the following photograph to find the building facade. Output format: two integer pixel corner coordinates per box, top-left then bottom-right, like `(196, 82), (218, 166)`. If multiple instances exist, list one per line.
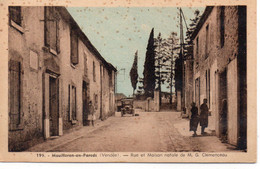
(190, 6), (247, 149)
(8, 6), (116, 151)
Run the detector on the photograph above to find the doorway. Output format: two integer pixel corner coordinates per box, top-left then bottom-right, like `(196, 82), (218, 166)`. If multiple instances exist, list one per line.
(82, 81), (88, 126)
(49, 76), (59, 136)
(195, 77), (200, 108)
(219, 69), (227, 141)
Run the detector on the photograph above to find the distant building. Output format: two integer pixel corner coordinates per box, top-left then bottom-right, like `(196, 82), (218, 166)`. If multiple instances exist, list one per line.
(189, 6), (247, 149)
(8, 6), (116, 151)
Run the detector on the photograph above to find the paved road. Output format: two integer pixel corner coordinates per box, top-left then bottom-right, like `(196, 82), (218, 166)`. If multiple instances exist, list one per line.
(47, 111), (234, 152)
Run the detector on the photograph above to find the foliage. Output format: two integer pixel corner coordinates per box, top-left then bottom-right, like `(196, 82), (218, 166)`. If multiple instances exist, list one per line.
(184, 9), (201, 60)
(143, 28), (156, 97)
(174, 9), (201, 96)
(130, 51), (138, 94)
(154, 32), (179, 91)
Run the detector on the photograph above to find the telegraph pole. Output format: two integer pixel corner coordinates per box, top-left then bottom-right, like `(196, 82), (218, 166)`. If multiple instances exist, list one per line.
(180, 8), (185, 110)
(170, 38), (174, 105)
(179, 8), (189, 111)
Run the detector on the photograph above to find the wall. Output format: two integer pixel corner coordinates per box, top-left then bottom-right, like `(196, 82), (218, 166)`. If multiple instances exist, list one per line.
(192, 6), (241, 146)
(133, 100), (147, 110)
(59, 16), (85, 130)
(8, 7), (45, 151)
(134, 91), (159, 112)
(184, 60), (194, 115)
(227, 58), (238, 145)
(8, 6), (117, 151)
(83, 49), (99, 119)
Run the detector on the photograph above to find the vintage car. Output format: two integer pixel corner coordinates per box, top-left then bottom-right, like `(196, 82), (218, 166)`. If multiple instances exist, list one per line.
(121, 98), (134, 116)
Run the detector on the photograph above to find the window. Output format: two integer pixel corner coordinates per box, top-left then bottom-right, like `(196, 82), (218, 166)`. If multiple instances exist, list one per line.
(196, 37), (199, 57)
(205, 71), (207, 101)
(205, 69), (210, 108)
(195, 37), (199, 68)
(205, 24), (209, 58)
(84, 52), (88, 74)
(71, 86), (77, 120)
(195, 77), (200, 106)
(68, 85), (70, 120)
(93, 61), (96, 82)
(220, 6), (225, 48)
(68, 85), (77, 122)
(94, 94), (98, 110)
(208, 69), (210, 108)
(9, 6), (21, 26)
(109, 71), (113, 87)
(70, 28), (78, 65)
(9, 60), (22, 130)
(45, 7), (59, 54)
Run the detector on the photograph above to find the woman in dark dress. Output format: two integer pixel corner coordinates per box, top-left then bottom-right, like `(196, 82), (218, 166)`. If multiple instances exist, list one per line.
(190, 102), (199, 136)
(200, 99), (209, 135)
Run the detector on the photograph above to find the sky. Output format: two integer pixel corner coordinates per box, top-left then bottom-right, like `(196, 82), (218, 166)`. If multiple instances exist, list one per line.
(67, 7), (205, 96)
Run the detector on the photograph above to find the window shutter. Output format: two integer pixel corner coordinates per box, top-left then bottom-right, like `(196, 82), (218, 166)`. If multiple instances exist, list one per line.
(49, 19), (57, 51)
(9, 60), (21, 130)
(9, 6), (21, 25)
(93, 62), (96, 81)
(45, 7), (59, 53)
(71, 86), (77, 120)
(70, 30), (78, 65)
(45, 7), (50, 47)
(56, 20), (60, 54)
(95, 94), (98, 109)
(68, 85), (71, 121)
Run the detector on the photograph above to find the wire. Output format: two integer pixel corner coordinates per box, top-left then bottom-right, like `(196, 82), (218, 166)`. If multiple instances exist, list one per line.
(180, 8), (189, 31)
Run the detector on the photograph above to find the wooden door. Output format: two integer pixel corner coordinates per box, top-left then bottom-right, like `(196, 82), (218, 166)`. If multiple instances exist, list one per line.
(49, 76), (59, 136)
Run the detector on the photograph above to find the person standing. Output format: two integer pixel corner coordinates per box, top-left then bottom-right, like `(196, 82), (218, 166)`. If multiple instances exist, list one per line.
(88, 101), (96, 127)
(190, 102), (199, 136)
(200, 99), (209, 135)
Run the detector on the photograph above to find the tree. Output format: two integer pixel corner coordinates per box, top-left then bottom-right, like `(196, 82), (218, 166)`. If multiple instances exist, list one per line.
(154, 32), (170, 105)
(174, 8), (201, 108)
(143, 28), (156, 97)
(154, 32), (179, 104)
(166, 32), (179, 104)
(130, 50), (138, 95)
(184, 9), (201, 60)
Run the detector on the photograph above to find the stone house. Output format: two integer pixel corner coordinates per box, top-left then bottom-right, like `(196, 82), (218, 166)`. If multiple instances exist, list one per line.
(8, 6), (116, 151)
(190, 6), (247, 149)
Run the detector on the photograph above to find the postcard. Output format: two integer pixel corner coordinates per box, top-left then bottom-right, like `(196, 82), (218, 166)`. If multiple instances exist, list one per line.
(0, 0), (256, 162)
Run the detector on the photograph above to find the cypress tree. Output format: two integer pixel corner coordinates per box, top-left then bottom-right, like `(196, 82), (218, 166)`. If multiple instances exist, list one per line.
(143, 28), (156, 97)
(130, 51), (138, 96)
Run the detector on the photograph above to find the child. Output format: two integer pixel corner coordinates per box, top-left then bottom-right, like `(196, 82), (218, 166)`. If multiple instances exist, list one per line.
(88, 101), (96, 126)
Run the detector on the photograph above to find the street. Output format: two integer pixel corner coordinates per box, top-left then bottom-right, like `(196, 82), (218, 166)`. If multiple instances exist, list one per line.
(28, 111), (235, 152)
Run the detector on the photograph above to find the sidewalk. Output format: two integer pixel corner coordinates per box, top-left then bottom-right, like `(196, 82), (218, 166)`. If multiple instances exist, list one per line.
(27, 111), (238, 152)
(173, 116), (238, 152)
(27, 117), (115, 152)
